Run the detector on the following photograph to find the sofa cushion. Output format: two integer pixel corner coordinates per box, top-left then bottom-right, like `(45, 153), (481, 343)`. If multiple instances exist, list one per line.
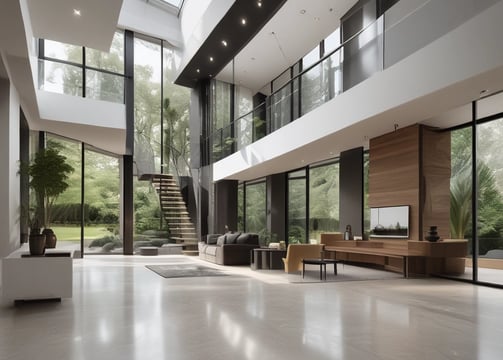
(205, 246), (218, 256)
(225, 232), (241, 244)
(216, 235), (226, 246)
(207, 234), (221, 245)
(236, 233), (259, 245)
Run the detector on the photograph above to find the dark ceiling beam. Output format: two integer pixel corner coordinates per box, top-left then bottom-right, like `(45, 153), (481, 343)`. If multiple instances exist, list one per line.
(175, 0), (287, 88)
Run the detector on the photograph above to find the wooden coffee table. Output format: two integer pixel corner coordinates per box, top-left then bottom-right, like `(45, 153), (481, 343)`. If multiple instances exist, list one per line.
(302, 258), (341, 280)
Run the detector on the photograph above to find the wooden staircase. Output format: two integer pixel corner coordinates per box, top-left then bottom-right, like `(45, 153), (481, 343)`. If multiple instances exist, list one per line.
(148, 174), (198, 250)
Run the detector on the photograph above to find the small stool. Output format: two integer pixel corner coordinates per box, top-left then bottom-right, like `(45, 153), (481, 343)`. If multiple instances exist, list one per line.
(302, 259), (341, 280)
(139, 247), (159, 256)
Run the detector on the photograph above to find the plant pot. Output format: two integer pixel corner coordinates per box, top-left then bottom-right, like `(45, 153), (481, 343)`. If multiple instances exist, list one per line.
(42, 228), (57, 248)
(29, 234), (46, 256)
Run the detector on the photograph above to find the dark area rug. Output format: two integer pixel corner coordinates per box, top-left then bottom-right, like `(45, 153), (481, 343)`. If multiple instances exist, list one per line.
(146, 264), (228, 278)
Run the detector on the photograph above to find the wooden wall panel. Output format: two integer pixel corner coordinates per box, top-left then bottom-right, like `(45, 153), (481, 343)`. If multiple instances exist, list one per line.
(421, 127), (451, 241)
(369, 125), (421, 240)
(368, 124), (451, 242)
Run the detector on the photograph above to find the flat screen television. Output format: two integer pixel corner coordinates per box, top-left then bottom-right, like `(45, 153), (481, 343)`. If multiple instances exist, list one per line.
(369, 205), (409, 239)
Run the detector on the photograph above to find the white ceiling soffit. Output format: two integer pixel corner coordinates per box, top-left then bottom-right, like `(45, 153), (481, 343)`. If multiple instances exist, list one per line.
(217, 0), (356, 93)
(26, 0), (123, 51)
(0, 56), (8, 79)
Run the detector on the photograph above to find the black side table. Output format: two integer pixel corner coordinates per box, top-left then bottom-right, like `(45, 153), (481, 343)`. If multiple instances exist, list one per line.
(302, 259), (341, 280)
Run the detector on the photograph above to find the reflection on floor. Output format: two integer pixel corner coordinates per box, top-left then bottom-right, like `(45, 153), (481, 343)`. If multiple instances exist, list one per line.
(1, 255), (503, 360)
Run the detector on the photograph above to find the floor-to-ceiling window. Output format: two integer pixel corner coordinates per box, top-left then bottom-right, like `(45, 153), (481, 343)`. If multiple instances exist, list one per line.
(45, 135), (82, 253)
(309, 162), (340, 242)
(83, 147), (120, 254)
(245, 180), (267, 240)
(447, 93), (503, 286)
(288, 170), (307, 243)
(132, 34), (191, 250)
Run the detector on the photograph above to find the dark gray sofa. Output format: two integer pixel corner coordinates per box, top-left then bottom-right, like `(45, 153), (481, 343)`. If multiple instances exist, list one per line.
(198, 232), (260, 265)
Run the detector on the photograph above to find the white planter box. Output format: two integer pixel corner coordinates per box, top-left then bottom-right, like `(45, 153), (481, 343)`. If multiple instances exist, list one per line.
(1, 249), (73, 305)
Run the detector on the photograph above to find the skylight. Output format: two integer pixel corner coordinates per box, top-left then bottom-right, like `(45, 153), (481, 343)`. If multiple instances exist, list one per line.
(146, 0), (184, 16)
(160, 0), (183, 7)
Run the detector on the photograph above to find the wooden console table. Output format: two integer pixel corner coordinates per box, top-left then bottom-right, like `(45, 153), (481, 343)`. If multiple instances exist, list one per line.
(322, 237), (467, 277)
(1, 249), (73, 305)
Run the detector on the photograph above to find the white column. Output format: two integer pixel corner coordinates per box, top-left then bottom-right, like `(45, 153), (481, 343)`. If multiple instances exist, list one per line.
(0, 78), (21, 262)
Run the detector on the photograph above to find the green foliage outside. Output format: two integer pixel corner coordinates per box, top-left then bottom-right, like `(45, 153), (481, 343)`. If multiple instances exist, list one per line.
(43, 34), (192, 249)
(450, 125), (503, 255)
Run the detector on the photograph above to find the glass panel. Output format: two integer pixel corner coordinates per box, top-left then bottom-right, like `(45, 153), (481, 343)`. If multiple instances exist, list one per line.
(39, 59), (83, 96)
(86, 31), (124, 74)
(309, 163), (340, 242)
(134, 36), (162, 175)
(288, 177), (306, 244)
(253, 102), (267, 141)
(272, 69), (290, 92)
(85, 69), (124, 103)
(235, 113), (253, 151)
(302, 45), (320, 70)
(245, 182), (267, 236)
(44, 40), (82, 64)
(163, 44), (191, 176)
(133, 177), (166, 253)
(270, 85), (292, 132)
(237, 183), (244, 232)
(46, 136), (82, 253)
(341, 17), (383, 91)
(212, 80), (232, 131)
(301, 62), (326, 115)
(84, 149), (120, 254)
(363, 152), (370, 239)
(324, 28), (341, 55)
(450, 127), (473, 279)
(477, 119), (503, 285)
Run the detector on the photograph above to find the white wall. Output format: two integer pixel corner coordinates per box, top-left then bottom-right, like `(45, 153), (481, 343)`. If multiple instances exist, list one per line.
(213, 0), (503, 181)
(0, 79), (21, 266)
(36, 91), (127, 154)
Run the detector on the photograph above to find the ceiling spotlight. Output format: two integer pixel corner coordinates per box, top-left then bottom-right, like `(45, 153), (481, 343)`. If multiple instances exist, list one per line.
(221, 40), (228, 47)
(480, 89), (490, 96)
(241, 18), (247, 25)
(300, 9), (306, 15)
(257, 1), (262, 7)
(73, 8), (81, 16)
(196, 69), (200, 73)
(251, 57), (256, 61)
(209, 56), (214, 62)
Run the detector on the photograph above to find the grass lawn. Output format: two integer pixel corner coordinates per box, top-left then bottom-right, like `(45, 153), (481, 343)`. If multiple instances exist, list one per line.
(51, 225), (112, 241)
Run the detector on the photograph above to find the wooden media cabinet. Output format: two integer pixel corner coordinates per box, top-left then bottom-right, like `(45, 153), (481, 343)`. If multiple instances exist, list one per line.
(321, 234), (467, 277)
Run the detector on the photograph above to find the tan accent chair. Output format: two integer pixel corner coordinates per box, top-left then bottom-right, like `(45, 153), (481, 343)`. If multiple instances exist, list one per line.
(282, 244), (324, 273)
(320, 232), (343, 246)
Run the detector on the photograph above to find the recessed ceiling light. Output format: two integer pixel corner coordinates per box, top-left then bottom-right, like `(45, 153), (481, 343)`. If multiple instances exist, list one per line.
(73, 8), (81, 16)
(480, 89), (490, 96)
(300, 9), (306, 15)
(209, 56), (214, 62)
(196, 69), (200, 73)
(257, 1), (262, 7)
(251, 57), (256, 61)
(221, 40), (228, 47)
(241, 18), (247, 25)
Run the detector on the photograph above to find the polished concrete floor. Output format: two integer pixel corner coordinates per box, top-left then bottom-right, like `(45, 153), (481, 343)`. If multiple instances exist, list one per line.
(1, 255), (503, 360)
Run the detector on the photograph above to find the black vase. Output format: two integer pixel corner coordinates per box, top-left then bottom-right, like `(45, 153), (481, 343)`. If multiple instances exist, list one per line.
(425, 226), (440, 242)
(29, 233), (46, 256)
(43, 228), (57, 248)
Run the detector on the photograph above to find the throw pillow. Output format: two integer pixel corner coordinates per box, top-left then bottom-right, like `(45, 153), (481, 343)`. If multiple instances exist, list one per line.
(225, 232), (241, 244)
(216, 235), (226, 246)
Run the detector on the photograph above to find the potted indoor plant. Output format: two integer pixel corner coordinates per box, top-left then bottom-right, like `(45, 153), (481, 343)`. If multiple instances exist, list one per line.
(26, 147), (74, 248)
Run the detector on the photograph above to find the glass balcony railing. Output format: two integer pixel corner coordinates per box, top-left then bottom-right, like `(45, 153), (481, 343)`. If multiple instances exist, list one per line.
(39, 59), (83, 97)
(38, 59), (125, 104)
(204, 0), (498, 164)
